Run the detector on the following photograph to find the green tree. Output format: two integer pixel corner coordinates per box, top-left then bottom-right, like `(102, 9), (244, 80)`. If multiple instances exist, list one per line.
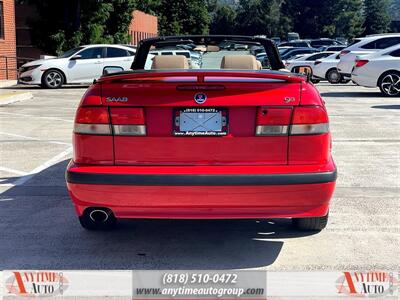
(209, 4), (236, 34)
(363, 0), (391, 35)
(26, 0), (136, 55)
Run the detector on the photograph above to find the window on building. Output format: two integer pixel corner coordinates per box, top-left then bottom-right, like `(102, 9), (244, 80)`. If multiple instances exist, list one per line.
(0, 1), (5, 39)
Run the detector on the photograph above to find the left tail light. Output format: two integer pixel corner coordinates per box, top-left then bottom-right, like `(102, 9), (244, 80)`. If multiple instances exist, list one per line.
(74, 107), (111, 135)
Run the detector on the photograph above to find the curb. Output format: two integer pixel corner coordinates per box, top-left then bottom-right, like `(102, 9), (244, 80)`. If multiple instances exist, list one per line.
(0, 91), (33, 106)
(0, 80), (18, 88)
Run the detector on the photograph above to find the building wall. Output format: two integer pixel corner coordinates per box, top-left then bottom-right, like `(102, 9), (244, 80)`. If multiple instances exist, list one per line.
(129, 10), (158, 46)
(0, 0), (16, 80)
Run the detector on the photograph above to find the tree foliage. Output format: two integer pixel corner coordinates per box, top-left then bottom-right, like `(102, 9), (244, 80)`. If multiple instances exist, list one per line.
(363, 0), (392, 35)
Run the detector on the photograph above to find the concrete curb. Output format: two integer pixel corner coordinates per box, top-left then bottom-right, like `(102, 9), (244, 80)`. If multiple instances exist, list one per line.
(0, 91), (33, 106)
(0, 80), (18, 88)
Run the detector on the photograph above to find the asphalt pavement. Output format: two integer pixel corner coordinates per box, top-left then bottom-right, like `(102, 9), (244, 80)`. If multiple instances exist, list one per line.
(0, 82), (398, 270)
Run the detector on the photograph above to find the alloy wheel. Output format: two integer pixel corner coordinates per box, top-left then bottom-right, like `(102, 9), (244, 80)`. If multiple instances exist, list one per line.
(380, 73), (400, 96)
(45, 71), (63, 88)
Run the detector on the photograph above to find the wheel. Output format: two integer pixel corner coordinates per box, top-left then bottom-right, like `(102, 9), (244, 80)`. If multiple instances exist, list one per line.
(79, 208), (117, 230)
(326, 68), (341, 84)
(311, 78), (320, 84)
(292, 213), (329, 231)
(378, 71), (400, 97)
(41, 69), (64, 88)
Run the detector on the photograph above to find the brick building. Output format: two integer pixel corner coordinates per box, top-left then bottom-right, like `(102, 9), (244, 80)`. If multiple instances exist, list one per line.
(129, 10), (158, 46)
(0, 0), (16, 80)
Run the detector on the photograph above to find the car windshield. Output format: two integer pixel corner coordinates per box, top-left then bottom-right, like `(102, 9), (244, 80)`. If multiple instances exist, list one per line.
(58, 47), (84, 58)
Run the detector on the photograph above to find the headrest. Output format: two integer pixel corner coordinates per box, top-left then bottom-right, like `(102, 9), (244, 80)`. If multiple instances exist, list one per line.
(151, 55), (189, 69)
(220, 55), (260, 70)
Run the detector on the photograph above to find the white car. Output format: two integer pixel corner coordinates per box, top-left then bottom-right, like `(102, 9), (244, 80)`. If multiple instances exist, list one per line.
(19, 44), (135, 88)
(337, 34), (400, 77)
(351, 45), (400, 96)
(285, 51), (335, 72)
(313, 52), (349, 84)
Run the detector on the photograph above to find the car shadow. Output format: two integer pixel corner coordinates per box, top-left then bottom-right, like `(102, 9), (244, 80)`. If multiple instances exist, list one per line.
(371, 105), (400, 110)
(320, 91), (383, 98)
(0, 160), (318, 270)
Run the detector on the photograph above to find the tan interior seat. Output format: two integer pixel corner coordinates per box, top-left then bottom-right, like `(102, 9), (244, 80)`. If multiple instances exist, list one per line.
(220, 55), (260, 70)
(151, 55), (189, 69)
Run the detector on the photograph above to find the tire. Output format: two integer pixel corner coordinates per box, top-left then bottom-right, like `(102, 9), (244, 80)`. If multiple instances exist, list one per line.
(378, 71), (400, 97)
(79, 208), (117, 231)
(292, 213), (329, 231)
(41, 69), (64, 88)
(326, 68), (341, 84)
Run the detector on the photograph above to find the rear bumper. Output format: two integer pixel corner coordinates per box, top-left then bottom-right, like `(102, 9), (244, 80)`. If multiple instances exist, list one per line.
(66, 160), (337, 219)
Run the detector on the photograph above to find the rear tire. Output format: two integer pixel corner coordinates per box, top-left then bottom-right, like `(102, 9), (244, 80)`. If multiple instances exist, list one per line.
(326, 69), (341, 84)
(292, 213), (329, 231)
(378, 71), (400, 97)
(79, 208), (117, 231)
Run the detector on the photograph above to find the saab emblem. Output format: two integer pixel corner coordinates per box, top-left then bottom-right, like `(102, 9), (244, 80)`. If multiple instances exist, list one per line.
(106, 96), (128, 102)
(194, 93), (207, 104)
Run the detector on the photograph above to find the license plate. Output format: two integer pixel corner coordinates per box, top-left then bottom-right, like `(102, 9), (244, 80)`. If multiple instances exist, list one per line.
(173, 108), (228, 136)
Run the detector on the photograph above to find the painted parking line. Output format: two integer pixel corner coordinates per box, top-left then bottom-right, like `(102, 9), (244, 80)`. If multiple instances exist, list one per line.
(0, 166), (29, 176)
(0, 147), (72, 193)
(0, 111), (73, 123)
(0, 132), (71, 146)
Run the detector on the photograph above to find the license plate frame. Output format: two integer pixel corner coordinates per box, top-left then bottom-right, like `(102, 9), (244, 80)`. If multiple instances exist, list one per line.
(173, 107), (228, 136)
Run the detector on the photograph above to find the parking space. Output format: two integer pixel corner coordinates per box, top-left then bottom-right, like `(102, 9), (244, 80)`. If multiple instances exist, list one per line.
(0, 83), (399, 270)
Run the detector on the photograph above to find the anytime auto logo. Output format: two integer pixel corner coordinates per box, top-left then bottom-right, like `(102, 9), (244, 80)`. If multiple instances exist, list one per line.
(336, 271), (398, 297)
(5, 271), (69, 297)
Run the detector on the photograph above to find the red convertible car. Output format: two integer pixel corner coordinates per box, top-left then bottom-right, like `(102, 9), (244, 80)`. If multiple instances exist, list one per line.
(66, 36), (336, 231)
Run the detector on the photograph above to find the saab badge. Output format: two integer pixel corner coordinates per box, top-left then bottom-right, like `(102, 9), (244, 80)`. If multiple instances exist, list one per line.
(194, 93), (207, 104)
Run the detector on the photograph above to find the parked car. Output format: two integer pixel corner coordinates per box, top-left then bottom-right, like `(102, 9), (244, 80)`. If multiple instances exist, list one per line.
(285, 51), (336, 71)
(351, 45), (400, 96)
(310, 38), (344, 48)
(285, 51), (336, 83)
(287, 32), (300, 41)
(319, 45), (347, 52)
(250, 45), (265, 56)
(313, 52), (349, 84)
(279, 40), (311, 48)
(281, 47), (318, 60)
(18, 44), (135, 88)
(66, 35), (336, 231)
(337, 34), (400, 77)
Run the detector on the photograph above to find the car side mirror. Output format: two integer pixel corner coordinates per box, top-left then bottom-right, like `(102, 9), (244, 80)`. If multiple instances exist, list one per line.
(70, 54), (82, 60)
(292, 66), (313, 81)
(103, 66), (124, 75)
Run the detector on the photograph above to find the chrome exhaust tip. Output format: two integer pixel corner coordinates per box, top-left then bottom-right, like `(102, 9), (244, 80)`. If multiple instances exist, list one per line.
(89, 209), (109, 223)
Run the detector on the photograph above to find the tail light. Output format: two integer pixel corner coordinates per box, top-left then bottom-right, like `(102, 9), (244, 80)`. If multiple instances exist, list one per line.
(340, 50), (350, 56)
(110, 108), (146, 136)
(291, 106), (329, 135)
(74, 107), (146, 136)
(288, 106), (331, 165)
(74, 107), (111, 135)
(355, 59), (369, 68)
(255, 107), (291, 136)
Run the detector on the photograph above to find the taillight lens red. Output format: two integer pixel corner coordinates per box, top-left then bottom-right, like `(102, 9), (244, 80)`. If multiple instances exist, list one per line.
(255, 107), (291, 136)
(292, 106), (328, 124)
(355, 59), (369, 68)
(110, 108), (145, 125)
(75, 107), (109, 124)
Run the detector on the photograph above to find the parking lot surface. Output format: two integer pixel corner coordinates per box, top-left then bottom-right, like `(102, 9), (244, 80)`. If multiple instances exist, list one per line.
(0, 82), (399, 270)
